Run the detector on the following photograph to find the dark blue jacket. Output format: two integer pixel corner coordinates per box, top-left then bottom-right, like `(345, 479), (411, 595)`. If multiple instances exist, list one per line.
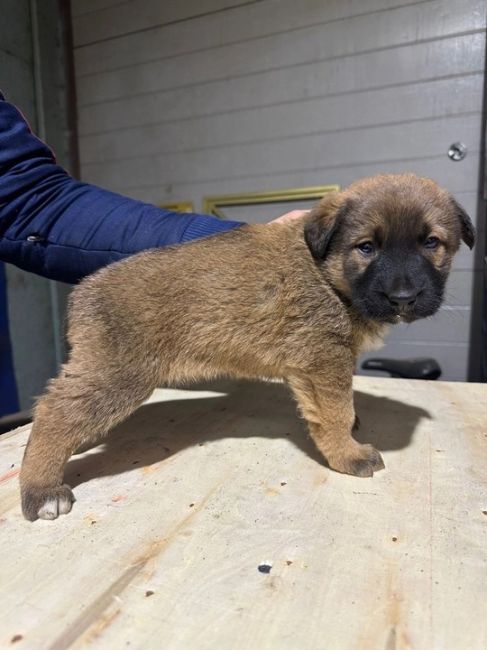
(0, 93), (243, 283)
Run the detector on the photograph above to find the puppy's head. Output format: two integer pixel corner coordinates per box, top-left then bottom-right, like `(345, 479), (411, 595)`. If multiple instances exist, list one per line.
(304, 173), (475, 324)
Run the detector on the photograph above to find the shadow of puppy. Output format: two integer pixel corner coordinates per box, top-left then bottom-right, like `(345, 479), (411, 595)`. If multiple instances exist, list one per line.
(65, 379), (431, 489)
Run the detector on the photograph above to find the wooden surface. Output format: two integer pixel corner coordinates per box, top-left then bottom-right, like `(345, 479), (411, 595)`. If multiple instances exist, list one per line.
(0, 377), (486, 649)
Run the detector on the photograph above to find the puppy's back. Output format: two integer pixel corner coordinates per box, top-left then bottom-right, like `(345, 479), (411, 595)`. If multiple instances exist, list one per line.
(66, 222), (346, 381)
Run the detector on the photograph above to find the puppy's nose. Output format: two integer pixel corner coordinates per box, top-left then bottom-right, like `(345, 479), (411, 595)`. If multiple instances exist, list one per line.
(386, 289), (419, 308)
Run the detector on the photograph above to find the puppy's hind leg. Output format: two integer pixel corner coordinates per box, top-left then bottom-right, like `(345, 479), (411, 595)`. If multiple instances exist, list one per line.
(20, 363), (155, 521)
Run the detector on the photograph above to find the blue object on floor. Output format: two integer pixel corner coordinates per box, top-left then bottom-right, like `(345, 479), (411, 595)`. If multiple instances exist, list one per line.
(0, 262), (19, 416)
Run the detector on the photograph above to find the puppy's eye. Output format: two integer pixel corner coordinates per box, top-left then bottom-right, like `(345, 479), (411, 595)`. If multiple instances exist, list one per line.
(356, 241), (375, 255)
(424, 236), (440, 250)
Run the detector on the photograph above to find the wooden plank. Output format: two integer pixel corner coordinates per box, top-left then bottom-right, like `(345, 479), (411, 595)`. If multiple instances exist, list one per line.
(72, 0), (258, 47)
(77, 33), (485, 133)
(79, 113), (482, 190)
(78, 74), (484, 164)
(0, 378), (485, 648)
(73, 0), (485, 77)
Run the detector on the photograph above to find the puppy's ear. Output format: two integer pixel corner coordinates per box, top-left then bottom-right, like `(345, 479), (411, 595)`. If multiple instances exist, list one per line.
(304, 193), (350, 260)
(451, 197), (475, 249)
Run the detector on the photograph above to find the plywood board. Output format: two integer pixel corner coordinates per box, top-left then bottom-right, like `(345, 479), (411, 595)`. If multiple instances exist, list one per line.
(0, 377), (486, 649)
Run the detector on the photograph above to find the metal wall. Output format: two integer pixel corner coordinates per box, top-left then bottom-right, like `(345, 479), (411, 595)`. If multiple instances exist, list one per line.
(72, 0), (486, 380)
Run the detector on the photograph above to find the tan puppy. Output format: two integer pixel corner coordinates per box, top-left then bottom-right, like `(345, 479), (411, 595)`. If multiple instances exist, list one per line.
(20, 174), (475, 521)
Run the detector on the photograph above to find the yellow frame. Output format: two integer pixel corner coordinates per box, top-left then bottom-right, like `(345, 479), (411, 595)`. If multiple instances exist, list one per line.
(203, 185), (339, 218)
(162, 201), (195, 213)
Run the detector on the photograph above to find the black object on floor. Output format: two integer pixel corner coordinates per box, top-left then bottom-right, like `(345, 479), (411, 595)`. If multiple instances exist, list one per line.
(361, 357), (442, 380)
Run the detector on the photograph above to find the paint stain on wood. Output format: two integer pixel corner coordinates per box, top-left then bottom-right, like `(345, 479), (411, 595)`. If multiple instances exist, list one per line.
(47, 575), (130, 650)
(312, 471), (328, 487)
(265, 486), (280, 497)
(84, 609), (121, 645)
(46, 482), (227, 650)
(142, 464), (158, 475)
(0, 468), (20, 484)
(440, 384), (487, 468)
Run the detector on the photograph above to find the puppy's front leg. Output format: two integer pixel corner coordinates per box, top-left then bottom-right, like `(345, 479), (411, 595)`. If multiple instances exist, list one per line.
(288, 366), (384, 477)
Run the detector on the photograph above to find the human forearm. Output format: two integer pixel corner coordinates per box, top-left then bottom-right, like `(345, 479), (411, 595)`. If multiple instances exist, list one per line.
(0, 93), (243, 283)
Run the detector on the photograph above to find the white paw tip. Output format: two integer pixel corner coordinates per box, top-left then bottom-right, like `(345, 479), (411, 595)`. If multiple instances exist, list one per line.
(37, 494), (73, 520)
(38, 499), (58, 520)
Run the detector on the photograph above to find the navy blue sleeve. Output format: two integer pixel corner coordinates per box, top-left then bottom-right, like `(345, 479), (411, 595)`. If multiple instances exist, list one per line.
(0, 93), (243, 284)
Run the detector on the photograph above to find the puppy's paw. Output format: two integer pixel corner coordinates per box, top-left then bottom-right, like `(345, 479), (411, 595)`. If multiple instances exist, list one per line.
(21, 484), (75, 522)
(329, 443), (385, 478)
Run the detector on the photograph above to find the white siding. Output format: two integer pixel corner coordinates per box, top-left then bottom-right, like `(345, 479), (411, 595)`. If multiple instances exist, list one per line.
(71, 0), (487, 380)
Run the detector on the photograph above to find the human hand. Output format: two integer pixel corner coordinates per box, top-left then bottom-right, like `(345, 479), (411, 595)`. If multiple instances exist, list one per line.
(269, 209), (310, 225)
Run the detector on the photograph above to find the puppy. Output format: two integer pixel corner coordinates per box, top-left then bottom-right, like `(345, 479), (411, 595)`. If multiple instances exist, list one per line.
(20, 174), (475, 521)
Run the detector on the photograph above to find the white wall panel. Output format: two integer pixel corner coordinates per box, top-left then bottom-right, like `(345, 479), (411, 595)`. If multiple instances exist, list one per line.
(79, 75), (484, 164)
(386, 307), (472, 344)
(77, 33), (484, 136)
(73, 0), (257, 46)
(75, 15), (485, 106)
(73, 0), (485, 77)
(79, 114), (481, 190)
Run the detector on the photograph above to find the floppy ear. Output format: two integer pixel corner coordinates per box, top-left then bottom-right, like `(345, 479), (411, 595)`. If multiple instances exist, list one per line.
(304, 193), (349, 260)
(451, 197), (475, 249)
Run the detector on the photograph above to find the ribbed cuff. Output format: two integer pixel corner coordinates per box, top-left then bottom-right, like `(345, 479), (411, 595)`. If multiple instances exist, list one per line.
(181, 215), (244, 243)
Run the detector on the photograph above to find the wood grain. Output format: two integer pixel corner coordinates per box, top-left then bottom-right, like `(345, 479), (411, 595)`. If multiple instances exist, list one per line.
(0, 377), (486, 649)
